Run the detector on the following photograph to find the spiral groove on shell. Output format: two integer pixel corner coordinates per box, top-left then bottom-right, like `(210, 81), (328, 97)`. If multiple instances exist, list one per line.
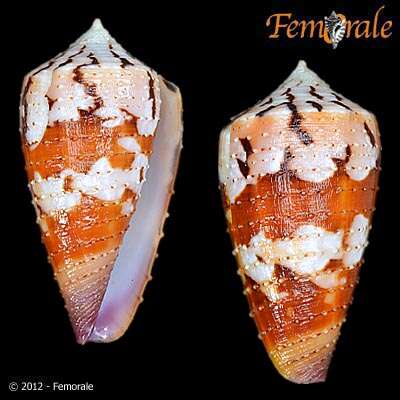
(219, 60), (380, 383)
(20, 19), (183, 343)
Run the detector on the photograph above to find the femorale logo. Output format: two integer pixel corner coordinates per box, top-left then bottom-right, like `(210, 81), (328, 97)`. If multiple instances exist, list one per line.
(266, 5), (393, 49)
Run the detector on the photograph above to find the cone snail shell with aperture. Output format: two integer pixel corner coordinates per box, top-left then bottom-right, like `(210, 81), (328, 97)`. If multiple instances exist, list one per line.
(20, 19), (183, 344)
(219, 60), (381, 383)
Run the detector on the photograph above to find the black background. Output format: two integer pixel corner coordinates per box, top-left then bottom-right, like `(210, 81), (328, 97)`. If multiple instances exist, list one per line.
(5, 0), (399, 393)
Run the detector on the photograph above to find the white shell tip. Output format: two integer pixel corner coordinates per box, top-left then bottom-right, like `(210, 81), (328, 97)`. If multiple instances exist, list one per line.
(80, 18), (112, 43)
(91, 18), (104, 30)
(286, 59), (328, 87)
(295, 60), (308, 71)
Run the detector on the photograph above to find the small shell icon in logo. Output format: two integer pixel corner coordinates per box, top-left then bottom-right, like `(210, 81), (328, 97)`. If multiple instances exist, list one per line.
(325, 11), (346, 49)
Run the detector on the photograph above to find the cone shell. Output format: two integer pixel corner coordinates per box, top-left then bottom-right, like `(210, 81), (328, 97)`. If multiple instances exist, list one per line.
(20, 20), (183, 344)
(219, 61), (381, 383)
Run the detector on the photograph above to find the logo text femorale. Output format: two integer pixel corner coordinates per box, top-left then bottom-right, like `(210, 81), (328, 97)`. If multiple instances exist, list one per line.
(266, 6), (393, 49)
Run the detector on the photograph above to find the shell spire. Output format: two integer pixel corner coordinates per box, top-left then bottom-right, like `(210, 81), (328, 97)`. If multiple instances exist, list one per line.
(71, 19), (119, 46)
(219, 60), (380, 383)
(21, 20), (183, 343)
(78, 18), (110, 39)
(84, 19), (108, 36)
(285, 60), (327, 85)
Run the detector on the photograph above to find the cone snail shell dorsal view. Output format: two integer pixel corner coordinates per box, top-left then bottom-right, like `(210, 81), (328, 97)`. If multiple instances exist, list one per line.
(219, 60), (381, 383)
(20, 19), (183, 344)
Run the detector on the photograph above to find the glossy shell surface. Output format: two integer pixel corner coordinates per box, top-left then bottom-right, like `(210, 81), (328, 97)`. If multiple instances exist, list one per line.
(219, 61), (380, 383)
(20, 20), (183, 344)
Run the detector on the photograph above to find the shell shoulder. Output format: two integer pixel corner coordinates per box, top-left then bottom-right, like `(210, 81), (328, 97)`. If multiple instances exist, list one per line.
(233, 60), (374, 123)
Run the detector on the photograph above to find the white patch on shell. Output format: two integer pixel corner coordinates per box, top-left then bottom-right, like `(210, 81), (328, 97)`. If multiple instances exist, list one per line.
(72, 155), (148, 202)
(47, 68), (94, 125)
(21, 19), (161, 149)
(262, 285), (288, 302)
(343, 214), (369, 267)
(310, 270), (347, 289)
(220, 61), (380, 202)
(237, 232), (279, 302)
(273, 225), (344, 275)
(237, 225), (344, 301)
(22, 70), (52, 150)
(346, 139), (379, 181)
(288, 141), (348, 183)
(31, 154), (148, 215)
(81, 67), (160, 135)
(218, 126), (247, 203)
(239, 232), (275, 282)
(31, 171), (81, 215)
(117, 136), (141, 153)
(237, 214), (371, 301)
(247, 144), (284, 177)
(121, 199), (134, 216)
